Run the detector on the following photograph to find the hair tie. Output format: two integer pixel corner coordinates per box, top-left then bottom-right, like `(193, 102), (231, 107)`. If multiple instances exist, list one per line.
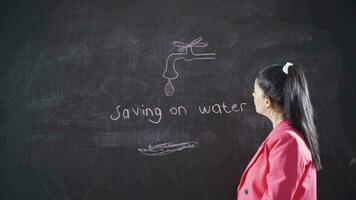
(282, 62), (293, 74)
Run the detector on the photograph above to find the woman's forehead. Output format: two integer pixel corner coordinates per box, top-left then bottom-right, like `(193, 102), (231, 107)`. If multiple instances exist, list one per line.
(254, 79), (260, 88)
(254, 80), (263, 93)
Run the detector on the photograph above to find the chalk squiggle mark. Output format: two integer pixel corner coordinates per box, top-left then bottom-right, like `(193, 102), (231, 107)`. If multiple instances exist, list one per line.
(138, 141), (198, 156)
(163, 37), (216, 96)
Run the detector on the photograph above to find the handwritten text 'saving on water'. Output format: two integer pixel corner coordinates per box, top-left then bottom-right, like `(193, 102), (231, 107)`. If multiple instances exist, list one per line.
(110, 102), (247, 124)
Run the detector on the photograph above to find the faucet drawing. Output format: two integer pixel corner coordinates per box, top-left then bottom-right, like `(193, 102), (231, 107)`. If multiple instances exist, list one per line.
(162, 37), (216, 96)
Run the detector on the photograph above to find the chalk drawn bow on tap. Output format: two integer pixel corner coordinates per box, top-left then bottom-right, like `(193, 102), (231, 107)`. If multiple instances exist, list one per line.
(162, 37), (216, 96)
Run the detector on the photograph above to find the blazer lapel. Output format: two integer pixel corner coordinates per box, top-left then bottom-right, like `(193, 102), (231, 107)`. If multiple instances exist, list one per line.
(238, 121), (288, 190)
(238, 138), (269, 190)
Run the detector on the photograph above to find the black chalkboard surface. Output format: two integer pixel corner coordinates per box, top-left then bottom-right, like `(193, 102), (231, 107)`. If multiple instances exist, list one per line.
(1, 0), (356, 199)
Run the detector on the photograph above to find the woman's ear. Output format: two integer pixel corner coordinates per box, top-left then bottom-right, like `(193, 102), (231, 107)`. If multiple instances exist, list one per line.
(264, 96), (272, 109)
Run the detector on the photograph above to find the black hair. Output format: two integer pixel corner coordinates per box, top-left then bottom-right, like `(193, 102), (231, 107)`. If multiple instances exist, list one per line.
(256, 63), (322, 171)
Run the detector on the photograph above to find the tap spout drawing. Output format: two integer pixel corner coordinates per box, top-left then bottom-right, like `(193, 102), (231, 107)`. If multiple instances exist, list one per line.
(162, 37), (216, 96)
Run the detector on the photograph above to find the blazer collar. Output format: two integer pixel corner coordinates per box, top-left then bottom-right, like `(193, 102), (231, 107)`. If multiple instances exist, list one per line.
(238, 119), (290, 190)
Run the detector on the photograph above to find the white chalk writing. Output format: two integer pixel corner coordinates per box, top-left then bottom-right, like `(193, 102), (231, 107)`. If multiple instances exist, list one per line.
(109, 102), (247, 124)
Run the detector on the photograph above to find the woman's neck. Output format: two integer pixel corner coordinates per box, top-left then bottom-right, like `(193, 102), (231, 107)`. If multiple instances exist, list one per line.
(270, 112), (285, 128)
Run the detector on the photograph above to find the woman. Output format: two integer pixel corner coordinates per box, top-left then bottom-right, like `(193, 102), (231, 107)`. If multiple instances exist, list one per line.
(237, 62), (323, 200)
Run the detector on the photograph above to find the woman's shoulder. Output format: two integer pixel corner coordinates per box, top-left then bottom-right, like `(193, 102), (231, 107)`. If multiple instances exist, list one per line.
(268, 120), (302, 142)
(265, 120), (312, 162)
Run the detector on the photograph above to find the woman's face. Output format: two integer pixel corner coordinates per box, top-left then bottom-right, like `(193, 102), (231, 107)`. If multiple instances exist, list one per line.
(252, 79), (269, 115)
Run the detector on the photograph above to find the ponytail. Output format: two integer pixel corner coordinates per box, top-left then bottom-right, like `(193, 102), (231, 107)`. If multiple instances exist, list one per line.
(283, 64), (322, 170)
(256, 63), (323, 171)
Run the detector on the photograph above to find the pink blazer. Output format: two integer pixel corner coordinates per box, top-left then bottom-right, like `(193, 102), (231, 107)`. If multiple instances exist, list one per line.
(237, 119), (317, 200)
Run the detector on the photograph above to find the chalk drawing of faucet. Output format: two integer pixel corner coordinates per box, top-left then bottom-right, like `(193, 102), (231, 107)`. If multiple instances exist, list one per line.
(162, 37), (216, 96)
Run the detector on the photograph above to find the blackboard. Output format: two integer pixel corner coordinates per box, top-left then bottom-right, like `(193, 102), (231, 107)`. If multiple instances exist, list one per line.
(1, 0), (356, 199)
